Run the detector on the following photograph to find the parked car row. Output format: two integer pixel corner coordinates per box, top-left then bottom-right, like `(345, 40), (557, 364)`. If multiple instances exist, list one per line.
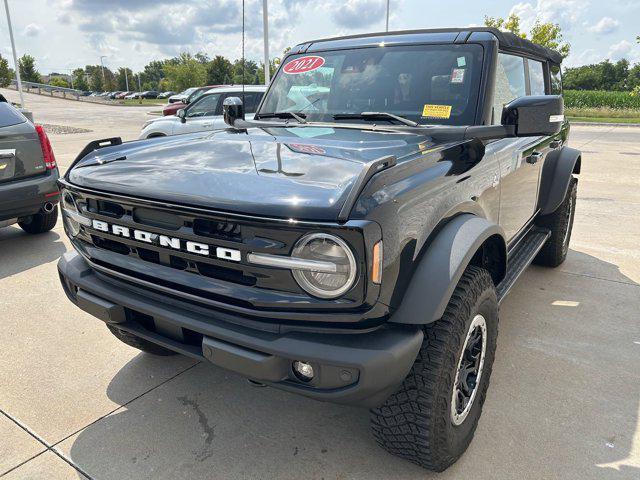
(84, 90), (172, 100)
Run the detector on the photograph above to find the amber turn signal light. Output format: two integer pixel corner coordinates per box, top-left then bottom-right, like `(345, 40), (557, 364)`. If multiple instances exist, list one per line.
(372, 241), (383, 284)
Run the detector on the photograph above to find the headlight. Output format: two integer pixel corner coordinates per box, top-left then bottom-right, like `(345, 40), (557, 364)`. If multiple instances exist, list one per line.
(291, 233), (357, 299)
(61, 189), (91, 237)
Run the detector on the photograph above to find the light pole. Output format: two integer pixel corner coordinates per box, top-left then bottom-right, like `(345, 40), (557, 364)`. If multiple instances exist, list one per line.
(262, 0), (270, 85)
(3, 0), (25, 107)
(124, 68), (129, 92)
(99, 55), (107, 90)
(385, 0), (390, 32)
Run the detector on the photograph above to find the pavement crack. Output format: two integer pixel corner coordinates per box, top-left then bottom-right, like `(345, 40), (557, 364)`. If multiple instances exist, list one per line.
(559, 269), (640, 288)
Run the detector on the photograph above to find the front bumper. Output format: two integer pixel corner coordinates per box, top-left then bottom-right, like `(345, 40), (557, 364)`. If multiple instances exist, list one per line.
(58, 251), (422, 407)
(0, 170), (60, 221)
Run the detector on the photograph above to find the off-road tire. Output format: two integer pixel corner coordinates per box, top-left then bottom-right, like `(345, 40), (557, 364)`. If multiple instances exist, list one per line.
(18, 206), (59, 234)
(534, 177), (577, 267)
(107, 324), (177, 356)
(370, 266), (498, 471)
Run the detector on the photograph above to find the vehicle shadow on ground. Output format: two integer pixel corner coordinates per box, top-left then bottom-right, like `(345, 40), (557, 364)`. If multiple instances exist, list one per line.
(66, 249), (639, 480)
(0, 226), (66, 279)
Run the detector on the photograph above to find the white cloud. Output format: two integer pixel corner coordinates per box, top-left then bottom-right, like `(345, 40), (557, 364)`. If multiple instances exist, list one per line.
(589, 17), (620, 34)
(510, 0), (587, 33)
(607, 40), (639, 62)
(23, 23), (43, 37)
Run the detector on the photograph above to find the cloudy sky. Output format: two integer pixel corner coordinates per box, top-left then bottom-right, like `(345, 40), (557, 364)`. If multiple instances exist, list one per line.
(2, 0), (639, 74)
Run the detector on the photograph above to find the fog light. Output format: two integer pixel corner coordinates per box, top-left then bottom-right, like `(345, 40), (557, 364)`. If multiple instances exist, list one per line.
(292, 361), (314, 382)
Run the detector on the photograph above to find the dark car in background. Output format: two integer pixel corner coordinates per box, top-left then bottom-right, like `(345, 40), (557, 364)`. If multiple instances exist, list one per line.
(138, 91), (159, 99)
(0, 97), (59, 234)
(162, 85), (229, 116)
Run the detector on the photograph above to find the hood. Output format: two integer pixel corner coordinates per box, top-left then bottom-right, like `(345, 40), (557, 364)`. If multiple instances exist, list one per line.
(68, 126), (436, 221)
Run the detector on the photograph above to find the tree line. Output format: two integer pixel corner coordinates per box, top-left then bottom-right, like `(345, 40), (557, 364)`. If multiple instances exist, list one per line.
(0, 51), (282, 93)
(564, 60), (640, 91)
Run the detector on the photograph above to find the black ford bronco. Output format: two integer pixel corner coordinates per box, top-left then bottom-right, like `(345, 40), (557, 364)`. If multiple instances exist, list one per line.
(58, 28), (580, 470)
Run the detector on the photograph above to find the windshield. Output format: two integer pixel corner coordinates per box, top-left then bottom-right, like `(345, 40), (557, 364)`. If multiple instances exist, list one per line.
(259, 44), (484, 126)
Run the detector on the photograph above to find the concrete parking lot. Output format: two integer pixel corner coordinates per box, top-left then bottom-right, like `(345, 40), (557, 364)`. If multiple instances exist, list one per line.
(0, 88), (638, 480)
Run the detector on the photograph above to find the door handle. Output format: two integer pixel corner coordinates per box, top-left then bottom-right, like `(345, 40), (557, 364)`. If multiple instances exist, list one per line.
(526, 151), (543, 164)
(550, 140), (562, 149)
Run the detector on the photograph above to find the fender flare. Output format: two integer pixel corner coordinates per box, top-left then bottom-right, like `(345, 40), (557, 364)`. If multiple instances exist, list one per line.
(390, 214), (506, 325)
(537, 146), (581, 215)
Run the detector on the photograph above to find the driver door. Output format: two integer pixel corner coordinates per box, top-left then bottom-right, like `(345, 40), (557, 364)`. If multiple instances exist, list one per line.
(491, 53), (543, 242)
(177, 93), (222, 134)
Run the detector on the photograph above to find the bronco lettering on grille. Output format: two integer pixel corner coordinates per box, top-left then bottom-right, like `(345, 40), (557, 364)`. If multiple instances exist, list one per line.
(91, 219), (241, 261)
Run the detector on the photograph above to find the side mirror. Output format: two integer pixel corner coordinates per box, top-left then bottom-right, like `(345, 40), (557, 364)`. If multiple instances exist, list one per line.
(223, 97), (245, 127)
(502, 95), (564, 137)
(177, 109), (187, 123)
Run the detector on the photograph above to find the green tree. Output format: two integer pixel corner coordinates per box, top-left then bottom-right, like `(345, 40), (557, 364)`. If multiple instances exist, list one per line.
(564, 59), (636, 91)
(87, 65), (103, 91)
(206, 55), (233, 85)
(232, 59), (259, 85)
(18, 54), (41, 83)
(257, 58), (278, 84)
(115, 67), (134, 91)
(0, 55), (11, 88)
(49, 77), (69, 88)
(71, 68), (89, 91)
(140, 60), (167, 90)
(484, 13), (525, 38)
(484, 14), (570, 59)
(163, 54), (206, 91)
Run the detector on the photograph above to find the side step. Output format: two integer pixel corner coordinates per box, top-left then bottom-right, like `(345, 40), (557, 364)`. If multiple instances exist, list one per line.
(496, 228), (551, 302)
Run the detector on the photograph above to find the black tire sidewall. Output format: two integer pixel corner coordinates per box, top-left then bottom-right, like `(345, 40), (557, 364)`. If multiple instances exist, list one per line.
(442, 286), (498, 454)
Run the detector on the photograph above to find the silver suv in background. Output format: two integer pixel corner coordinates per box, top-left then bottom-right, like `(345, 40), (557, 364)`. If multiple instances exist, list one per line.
(139, 86), (267, 139)
(0, 95), (60, 234)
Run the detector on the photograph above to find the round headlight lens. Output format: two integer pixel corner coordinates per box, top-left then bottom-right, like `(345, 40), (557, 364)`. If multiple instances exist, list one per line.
(291, 233), (357, 299)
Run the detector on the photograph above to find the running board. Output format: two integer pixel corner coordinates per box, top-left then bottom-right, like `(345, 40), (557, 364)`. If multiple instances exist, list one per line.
(496, 228), (551, 303)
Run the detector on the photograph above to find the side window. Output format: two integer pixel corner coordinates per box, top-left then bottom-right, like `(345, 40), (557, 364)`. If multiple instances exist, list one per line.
(186, 94), (221, 118)
(528, 60), (546, 96)
(243, 92), (264, 113)
(550, 64), (562, 95)
(492, 53), (526, 124)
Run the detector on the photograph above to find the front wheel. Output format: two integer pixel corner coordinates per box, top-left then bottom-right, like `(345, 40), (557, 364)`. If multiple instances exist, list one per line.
(370, 266), (498, 471)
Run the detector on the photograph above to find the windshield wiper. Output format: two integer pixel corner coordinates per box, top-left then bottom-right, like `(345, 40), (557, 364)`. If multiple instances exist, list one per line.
(333, 112), (419, 127)
(254, 111), (307, 124)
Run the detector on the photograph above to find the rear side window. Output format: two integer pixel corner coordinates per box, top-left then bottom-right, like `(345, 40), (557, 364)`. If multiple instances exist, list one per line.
(528, 60), (546, 95)
(242, 92), (264, 113)
(0, 103), (26, 128)
(550, 64), (562, 94)
(492, 53), (526, 123)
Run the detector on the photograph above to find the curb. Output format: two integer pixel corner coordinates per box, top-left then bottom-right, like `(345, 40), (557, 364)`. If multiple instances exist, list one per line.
(570, 121), (640, 127)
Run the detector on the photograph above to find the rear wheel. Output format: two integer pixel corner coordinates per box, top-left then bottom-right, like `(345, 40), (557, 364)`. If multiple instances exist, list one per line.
(534, 177), (577, 267)
(18, 206), (58, 234)
(370, 266), (498, 471)
(107, 324), (177, 356)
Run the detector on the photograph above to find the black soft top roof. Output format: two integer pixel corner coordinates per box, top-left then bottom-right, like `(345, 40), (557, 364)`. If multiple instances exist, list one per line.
(300, 27), (563, 65)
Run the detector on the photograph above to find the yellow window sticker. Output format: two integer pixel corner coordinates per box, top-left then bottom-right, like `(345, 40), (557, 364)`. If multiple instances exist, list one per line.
(422, 104), (452, 119)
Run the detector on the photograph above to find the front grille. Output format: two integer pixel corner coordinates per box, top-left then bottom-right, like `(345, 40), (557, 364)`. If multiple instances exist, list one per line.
(67, 188), (368, 312)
